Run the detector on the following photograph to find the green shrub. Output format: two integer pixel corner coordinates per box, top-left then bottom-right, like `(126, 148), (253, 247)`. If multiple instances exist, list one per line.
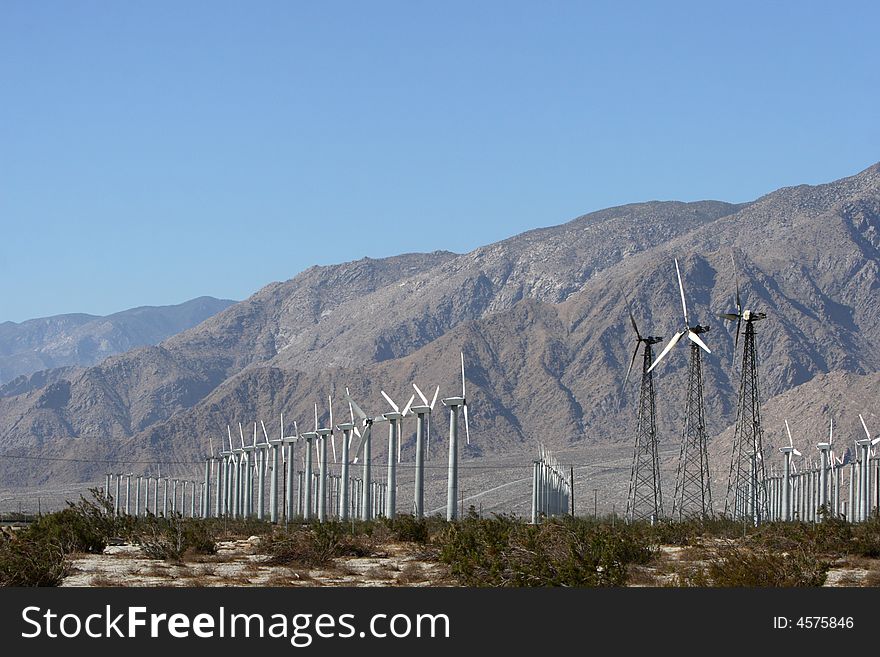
(137, 516), (216, 562)
(23, 489), (127, 554)
(260, 523), (372, 568)
(436, 513), (654, 587)
(0, 534), (69, 586)
(383, 514), (430, 544)
(679, 542), (829, 587)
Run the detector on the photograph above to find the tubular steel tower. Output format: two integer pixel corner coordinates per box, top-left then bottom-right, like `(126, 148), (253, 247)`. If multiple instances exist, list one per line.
(724, 314), (768, 523)
(672, 332), (714, 519)
(623, 297), (664, 523)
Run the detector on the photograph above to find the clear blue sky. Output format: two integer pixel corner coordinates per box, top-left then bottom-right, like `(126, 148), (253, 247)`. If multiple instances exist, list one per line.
(1, 1), (878, 322)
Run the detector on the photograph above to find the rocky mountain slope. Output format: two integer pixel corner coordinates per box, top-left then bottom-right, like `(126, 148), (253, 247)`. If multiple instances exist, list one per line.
(2, 163), (879, 502)
(0, 296), (235, 385)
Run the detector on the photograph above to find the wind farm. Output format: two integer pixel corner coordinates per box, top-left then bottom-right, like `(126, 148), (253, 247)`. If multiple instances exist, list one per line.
(3, 161), (880, 587)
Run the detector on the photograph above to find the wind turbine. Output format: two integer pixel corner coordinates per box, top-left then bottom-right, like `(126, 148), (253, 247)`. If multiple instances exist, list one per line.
(411, 382), (441, 518)
(779, 419), (801, 521)
(379, 390), (415, 519)
(721, 252), (769, 525)
(816, 419), (833, 520)
(346, 389), (377, 521)
(621, 294), (664, 524)
(334, 401), (358, 521)
(293, 407), (319, 521)
(649, 258), (713, 520)
(856, 414), (878, 522)
(441, 352), (471, 521)
(314, 398), (338, 523)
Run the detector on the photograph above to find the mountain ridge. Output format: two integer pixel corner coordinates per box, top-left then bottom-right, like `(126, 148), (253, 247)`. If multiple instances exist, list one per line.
(2, 163), (879, 506)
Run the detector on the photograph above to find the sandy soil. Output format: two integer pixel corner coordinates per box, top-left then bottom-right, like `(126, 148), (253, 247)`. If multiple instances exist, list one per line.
(62, 537), (448, 587)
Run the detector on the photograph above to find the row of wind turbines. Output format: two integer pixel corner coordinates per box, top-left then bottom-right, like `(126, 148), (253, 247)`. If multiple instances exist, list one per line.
(105, 354), (473, 523)
(624, 253), (880, 525)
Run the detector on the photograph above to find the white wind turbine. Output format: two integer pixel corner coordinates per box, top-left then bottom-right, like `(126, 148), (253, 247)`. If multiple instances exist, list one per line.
(856, 414), (879, 522)
(648, 258), (711, 372)
(346, 389), (377, 521)
(442, 352), (471, 521)
(779, 419), (801, 521)
(379, 389), (415, 519)
(411, 382), (441, 518)
(648, 258), (713, 520)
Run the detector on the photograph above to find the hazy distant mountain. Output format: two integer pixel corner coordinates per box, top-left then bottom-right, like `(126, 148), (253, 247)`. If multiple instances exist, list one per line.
(0, 296), (235, 386)
(1, 163), (879, 503)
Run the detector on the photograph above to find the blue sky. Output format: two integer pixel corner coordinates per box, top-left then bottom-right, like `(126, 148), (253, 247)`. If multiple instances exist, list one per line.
(1, 1), (878, 322)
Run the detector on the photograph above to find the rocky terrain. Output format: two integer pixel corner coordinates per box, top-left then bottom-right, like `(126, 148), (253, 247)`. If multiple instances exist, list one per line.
(2, 162), (879, 514)
(0, 296), (235, 385)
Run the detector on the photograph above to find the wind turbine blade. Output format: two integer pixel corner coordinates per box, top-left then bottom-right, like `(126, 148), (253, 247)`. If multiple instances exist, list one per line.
(731, 250), (742, 313)
(239, 423), (245, 448)
(674, 258), (689, 327)
(397, 423), (402, 463)
(261, 420), (270, 443)
(785, 419), (793, 448)
(314, 403), (319, 431)
(329, 395), (334, 430)
(859, 414), (871, 440)
(293, 420), (299, 438)
(717, 313), (740, 321)
(647, 330), (684, 373)
(872, 437), (880, 446)
(253, 422), (257, 447)
(734, 316), (742, 354)
(460, 351), (467, 398)
(430, 386), (440, 410)
(624, 293), (641, 340)
(623, 344), (640, 390)
(331, 434), (337, 463)
(413, 382), (429, 406)
(353, 424), (371, 463)
(345, 389), (368, 422)
(380, 390), (400, 413)
(463, 404), (471, 446)
(686, 330), (712, 354)
(793, 449), (802, 457)
(426, 415), (431, 458)
(829, 418), (833, 446)
(401, 394), (415, 417)
(209, 435), (215, 459)
(227, 426), (233, 451)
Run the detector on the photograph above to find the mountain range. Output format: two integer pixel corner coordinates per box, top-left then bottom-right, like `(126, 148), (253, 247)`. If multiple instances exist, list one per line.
(1, 162), (879, 514)
(0, 297), (235, 386)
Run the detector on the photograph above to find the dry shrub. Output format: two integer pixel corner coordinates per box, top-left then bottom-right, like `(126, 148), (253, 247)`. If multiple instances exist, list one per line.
(673, 542), (828, 587)
(260, 523), (372, 568)
(0, 535), (69, 586)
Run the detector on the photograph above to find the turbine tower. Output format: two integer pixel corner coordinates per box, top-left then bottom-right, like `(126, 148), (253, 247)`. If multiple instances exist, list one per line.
(346, 390), (376, 521)
(621, 295), (664, 523)
(379, 390), (415, 520)
(411, 382), (440, 519)
(441, 352), (471, 521)
(649, 258), (713, 520)
(720, 253), (768, 525)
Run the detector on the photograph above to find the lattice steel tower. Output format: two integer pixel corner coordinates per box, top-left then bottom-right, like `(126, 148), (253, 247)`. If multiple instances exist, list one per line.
(721, 258), (768, 524)
(647, 258), (714, 521)
(626, 337), (664, 522)
(671, 332), (714, 519)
